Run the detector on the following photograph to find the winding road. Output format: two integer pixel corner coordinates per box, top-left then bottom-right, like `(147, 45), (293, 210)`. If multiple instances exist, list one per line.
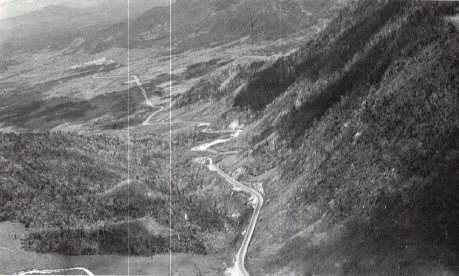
(190, 125), (263, 276)
(194, 158), (263, 276)
(15, 61), (263, 276)
(16, 267), (94, 276)
(136, 70), (263, 276)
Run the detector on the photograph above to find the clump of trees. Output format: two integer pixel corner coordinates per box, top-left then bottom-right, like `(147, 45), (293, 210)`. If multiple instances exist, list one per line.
(23, 221), (172, 255)
(277, 0), (457, 143)
(260, 0), (459, 261)
(0, 129), (245, 256)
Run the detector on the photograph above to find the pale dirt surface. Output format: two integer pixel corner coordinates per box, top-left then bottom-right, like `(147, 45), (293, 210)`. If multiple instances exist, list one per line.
(0, 222), (223, 275)
(445, 14), (459, 30)
(190, 125), (263, 276)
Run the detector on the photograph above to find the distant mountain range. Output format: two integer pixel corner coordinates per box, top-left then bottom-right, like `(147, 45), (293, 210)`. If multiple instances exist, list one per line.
(0, 0), (346, 55)
(0, 0), (170, 53)
(1, 0), (456, 275)
(0, 0), (170, 20)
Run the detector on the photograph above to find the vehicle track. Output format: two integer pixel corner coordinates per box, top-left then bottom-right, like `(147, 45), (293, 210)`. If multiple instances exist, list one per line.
(15, 61), (262, 276)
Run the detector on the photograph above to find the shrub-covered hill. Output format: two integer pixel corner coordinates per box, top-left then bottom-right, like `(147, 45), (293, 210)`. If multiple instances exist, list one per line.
(173, 0), (458, 274)
(0, 132), (128, 227)
(239, 1), (459, 275)
(0, 131), (246, 256)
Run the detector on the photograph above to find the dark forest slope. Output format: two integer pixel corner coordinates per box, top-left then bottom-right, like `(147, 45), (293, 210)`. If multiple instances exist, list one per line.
(0, 132), (238, 256)
(220, 0), (458, 275)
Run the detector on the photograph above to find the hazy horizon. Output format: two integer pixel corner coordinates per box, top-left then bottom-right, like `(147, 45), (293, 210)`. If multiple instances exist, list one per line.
(0, 0), (171, 20)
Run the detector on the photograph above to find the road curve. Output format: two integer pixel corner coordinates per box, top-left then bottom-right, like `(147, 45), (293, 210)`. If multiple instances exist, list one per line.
(96, 64), (264, 275)
(203, 158), (263, 276)
(191, 126), (263, 276)
(12, 62), (154, 276)
(15, 60), (262, 276)
(16, 267), (94, 275)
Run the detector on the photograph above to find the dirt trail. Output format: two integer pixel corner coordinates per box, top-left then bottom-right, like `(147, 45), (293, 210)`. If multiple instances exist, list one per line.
(14, 60), (262, 276)
(191, 128), (262, 276)
(16, 267), (95, 275)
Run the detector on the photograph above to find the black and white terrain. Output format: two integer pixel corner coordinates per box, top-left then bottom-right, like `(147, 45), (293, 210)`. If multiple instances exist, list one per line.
(0, 0), (458, 275)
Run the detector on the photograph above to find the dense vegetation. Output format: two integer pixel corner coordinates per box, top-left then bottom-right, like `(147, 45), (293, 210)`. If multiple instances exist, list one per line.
(0, 130), (248, 256)
(0, 0), (457, 274)
(23, 220), (206, 256)
(236, 0), (459, 274)
(233, 57), (294, 111)
(176, 59), (266, 108)
(278, 1), (457, 142)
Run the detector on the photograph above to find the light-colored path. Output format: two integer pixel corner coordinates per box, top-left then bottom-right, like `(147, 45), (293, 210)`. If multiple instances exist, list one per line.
(11, 62), (155, 276)
(96, 63), (264, 275)
(16, 267), (95, 275)
(191, 126), (263, 276)
(195, 158), (263, 276)
(12, 59), (262, 276)
(134, 69), (264, 275)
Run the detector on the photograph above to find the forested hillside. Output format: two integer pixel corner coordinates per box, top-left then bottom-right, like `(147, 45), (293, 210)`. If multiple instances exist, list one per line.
(0, 131), (249, 257)
(1, 0), (457, 274)
(240, 1), (458, 274)
(175, 0), (458, 274)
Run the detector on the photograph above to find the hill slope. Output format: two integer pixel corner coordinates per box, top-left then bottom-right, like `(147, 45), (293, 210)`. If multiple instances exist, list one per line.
(1, 0), (457, 275)
(175, 0), (458, 274)
(1, 0), (347, 55)
(250, 1), (458, 275)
